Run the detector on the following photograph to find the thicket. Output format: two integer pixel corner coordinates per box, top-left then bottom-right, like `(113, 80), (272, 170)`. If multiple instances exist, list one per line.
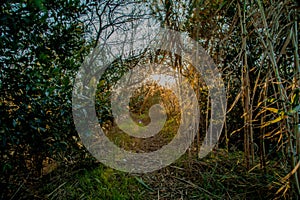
(0, 0), (299, 198)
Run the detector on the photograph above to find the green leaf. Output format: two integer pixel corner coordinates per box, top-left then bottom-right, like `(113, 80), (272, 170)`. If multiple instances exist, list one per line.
(288, 104), (300, 115)
(134, 177), (154, 192)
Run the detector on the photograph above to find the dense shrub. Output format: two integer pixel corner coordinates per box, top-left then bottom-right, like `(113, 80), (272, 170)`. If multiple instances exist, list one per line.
(0, 0), (89, 179)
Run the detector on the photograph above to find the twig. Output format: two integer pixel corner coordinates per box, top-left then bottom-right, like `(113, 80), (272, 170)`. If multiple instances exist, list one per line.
(46, 182), (67, 198)
(9, 175), (29, 200)
(171, 176), (222, 199)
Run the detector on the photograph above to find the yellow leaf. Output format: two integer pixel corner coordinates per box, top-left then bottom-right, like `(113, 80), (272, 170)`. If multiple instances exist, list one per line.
(256, 101), (263, 107)
(267, 98), (276, 103)
(264, 129), (281, 138)
(241, 112), (248, 118)
(261, 115), (285, 128)
(230, 126), (244, 136)
(255, 109), (266, 118)
(265, 107), (279, 114)
(227, 90), (242, 114)
(278, 133), (283, 143)
(255, 107), (279, 118)
(270, 115), (285, 123)
(291, 93), (296, 104)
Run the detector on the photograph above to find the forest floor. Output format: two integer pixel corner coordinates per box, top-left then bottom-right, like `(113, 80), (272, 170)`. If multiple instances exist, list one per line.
(4, 118), (294, 199)
(8, 148), (291, 200)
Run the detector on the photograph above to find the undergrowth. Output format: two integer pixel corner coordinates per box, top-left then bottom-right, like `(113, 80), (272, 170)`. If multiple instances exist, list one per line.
(5, 149), (291, 200)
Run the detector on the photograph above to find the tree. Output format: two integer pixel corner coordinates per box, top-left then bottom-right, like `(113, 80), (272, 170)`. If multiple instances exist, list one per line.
(0, 0), (88, 180)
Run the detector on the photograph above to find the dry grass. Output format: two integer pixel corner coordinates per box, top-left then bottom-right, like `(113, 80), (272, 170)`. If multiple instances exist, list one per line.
(3, 148), (290, 200)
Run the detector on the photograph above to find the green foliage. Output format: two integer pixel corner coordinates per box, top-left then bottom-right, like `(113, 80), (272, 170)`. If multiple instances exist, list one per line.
(1, 0), (299, 198)
(0, 0), (90, 180)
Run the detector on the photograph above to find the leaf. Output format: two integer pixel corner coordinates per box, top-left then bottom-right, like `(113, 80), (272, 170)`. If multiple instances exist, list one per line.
(230, 126), (245, 136)
(94, 178), (101, 184)
(287, 104), (300, 115)
(255, 107), (279, 118)
(98, 80), (106, 87)
(278, 132), (283, 143)
(227, 90), (242, 113)
(281, 160), (300, 182)
(256, 101), (264, 107)
(12, 119), (17, 128)
(291, 90), (299, 106)
(264, 107), (279, 114)
(267, 98), (276, 103)
(134, 177), (154, 192)
(264, 129), (282, 138)
(255, 109), (267, 118)
(261, 115), (285, 128)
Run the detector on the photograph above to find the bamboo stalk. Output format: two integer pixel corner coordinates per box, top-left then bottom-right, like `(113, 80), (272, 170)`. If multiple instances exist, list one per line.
(291, 7), (300, 195)
(238, 0), (254, 168)
(257, 0), (300, 195)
